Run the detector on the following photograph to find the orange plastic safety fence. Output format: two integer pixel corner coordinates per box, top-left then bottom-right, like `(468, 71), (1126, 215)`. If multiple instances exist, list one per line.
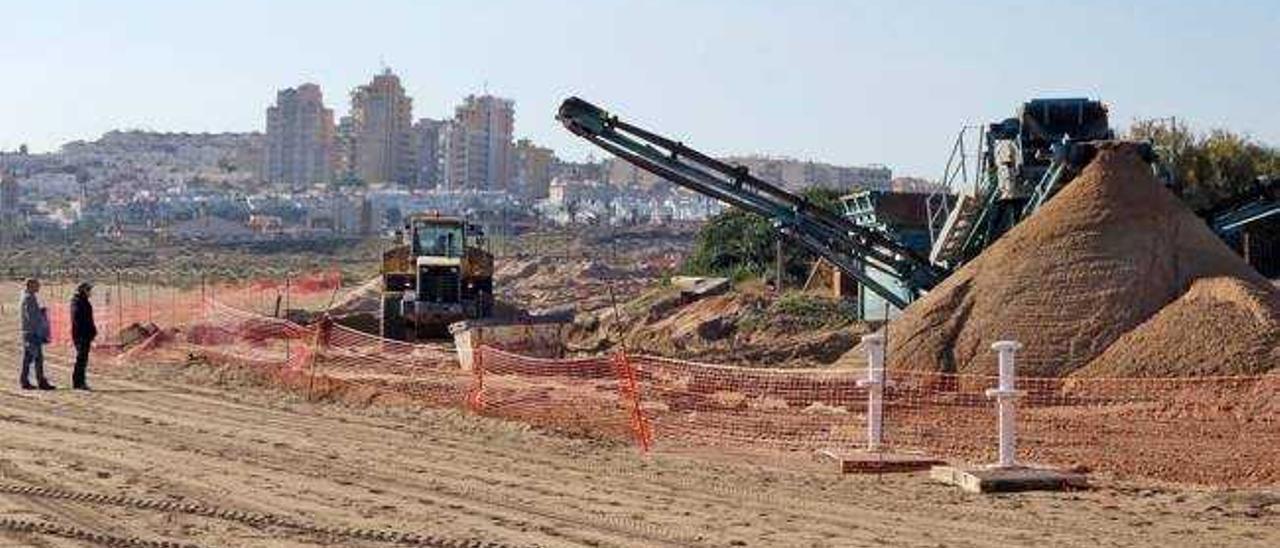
(470, 346), (642, 443)
(613, 352), (653, 451)
(628, 355), (869, 452)
(317, 321), (468, 407)
(182, 299), (314, 370)
(91, 277), (1279, 487)
(37, 281), (207, 354)
(878, 370), (1280, 486)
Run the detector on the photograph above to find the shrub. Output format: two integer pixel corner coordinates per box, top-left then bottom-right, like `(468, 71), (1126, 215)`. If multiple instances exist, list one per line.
(680, 187), (846, 285)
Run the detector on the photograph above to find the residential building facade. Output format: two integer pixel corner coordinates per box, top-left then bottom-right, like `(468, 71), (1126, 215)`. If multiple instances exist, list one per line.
(514, 138), (555, 199)
(725, 155), (892, 192)
(263, 83), (335, 186)
(347, 69), (416, 185)
(413, 118), (446, 189)
(441, 95), (515, 191)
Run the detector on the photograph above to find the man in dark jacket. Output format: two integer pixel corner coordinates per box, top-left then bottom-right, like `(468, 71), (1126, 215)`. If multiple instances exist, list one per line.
(70, 282), (97, 390)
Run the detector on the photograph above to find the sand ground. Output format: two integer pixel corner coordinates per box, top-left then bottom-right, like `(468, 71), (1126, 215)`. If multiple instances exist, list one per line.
(0, 289), (1276, 547)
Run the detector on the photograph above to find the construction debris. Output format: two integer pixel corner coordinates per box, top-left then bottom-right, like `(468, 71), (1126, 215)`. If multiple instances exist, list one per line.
(669, 276), (730, 299)
(117, 322), (161, 349)
(930, 465), (1089, 493)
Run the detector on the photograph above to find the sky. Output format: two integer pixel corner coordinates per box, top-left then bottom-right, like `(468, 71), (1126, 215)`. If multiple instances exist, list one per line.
(2, 0), (1277, 178)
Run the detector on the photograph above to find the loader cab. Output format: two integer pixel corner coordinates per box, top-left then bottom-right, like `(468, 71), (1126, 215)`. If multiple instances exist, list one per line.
(404, 216), (468, 316)
(412, 220), (464, 258)
(405, 217), (487, 257)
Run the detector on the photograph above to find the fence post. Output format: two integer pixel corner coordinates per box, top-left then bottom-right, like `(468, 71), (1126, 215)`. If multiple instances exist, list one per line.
(305, 315), (332, 399)
(284, 273), (291, 319)
(170, 276), (178, 325)
(115, 270), (123, 346)
(986, 340), (1023, 468)
(856, 333), (886, 452)
(613, 350), (652, 452)
(467, 346), (486, 412)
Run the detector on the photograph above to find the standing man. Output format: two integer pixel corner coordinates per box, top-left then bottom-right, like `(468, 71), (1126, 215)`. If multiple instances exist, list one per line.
(18, 278), (54, 390)
(70, 282), (97, 391)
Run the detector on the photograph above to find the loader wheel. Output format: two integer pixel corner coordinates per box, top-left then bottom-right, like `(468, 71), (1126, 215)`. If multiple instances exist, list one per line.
(381, 295), (405, 341)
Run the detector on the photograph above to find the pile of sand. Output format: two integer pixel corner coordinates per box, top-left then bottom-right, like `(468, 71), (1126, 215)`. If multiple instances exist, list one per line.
(1076, 276), (1280, 377)
(864, 142), (1276, 377)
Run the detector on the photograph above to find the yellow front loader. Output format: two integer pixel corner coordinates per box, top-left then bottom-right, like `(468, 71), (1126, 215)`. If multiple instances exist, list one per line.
(380, 213), (495, 341)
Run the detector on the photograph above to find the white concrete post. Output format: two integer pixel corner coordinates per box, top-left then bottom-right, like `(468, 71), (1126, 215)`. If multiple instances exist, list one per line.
(856, 333), (886, 452)
(986, 340), (1023, 468)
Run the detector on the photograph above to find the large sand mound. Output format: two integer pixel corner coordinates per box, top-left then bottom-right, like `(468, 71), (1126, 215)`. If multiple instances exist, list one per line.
(1075, 276), (1280, 377)
(872, 142), (1270, 377)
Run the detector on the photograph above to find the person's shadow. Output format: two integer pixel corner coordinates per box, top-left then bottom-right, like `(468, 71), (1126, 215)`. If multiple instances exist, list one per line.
(62, 388), (175, 394)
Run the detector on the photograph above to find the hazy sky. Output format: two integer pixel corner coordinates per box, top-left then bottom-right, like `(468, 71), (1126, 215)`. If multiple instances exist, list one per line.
(2, 0), (1277, 177)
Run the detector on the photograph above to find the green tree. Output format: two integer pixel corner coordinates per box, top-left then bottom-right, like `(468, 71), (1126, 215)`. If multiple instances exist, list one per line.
(1129, 120), (1279, 211)
(681, 186), (845, 284)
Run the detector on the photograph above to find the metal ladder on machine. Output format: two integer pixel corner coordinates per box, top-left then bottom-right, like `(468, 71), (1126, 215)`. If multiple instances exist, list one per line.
(930, 146), (1081, 267)
(1020, 140), (1085, 219)
(928, 126), (988, 266)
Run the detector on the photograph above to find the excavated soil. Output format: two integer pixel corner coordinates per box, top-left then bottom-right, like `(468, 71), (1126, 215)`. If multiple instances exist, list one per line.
(858, 142), (1274, 377)
(495, 227), (692, 316)
(1077, 276), (1280, 377)
(569, 282), (871, 368)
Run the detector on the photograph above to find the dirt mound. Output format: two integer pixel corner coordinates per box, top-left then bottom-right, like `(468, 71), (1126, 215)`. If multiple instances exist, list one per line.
(625, 291), (752, 350)
(495, 257), (543, 281)
(327, 276), (381, 316)
(571, 282), (870, 368)
(1076, 276), (1280, 377)
(496, 257), (664, 315)
(868, 142), (1270, 377)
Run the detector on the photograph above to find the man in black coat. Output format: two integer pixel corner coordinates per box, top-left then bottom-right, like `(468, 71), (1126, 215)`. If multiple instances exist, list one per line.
(70, 282), (97, 390)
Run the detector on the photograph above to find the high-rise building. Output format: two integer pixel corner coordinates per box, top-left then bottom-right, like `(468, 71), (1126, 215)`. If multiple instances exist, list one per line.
(441, 94), (515, 191)
(412, 118), (446, 189)
(514, 138), (555, 199)
(263, 83), (335, 186)
(348, 69), (416, 185)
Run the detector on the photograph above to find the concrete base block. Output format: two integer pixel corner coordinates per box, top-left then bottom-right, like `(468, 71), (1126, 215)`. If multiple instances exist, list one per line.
(930, 465), (1088, 493)
(817, 450), (944, 474)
